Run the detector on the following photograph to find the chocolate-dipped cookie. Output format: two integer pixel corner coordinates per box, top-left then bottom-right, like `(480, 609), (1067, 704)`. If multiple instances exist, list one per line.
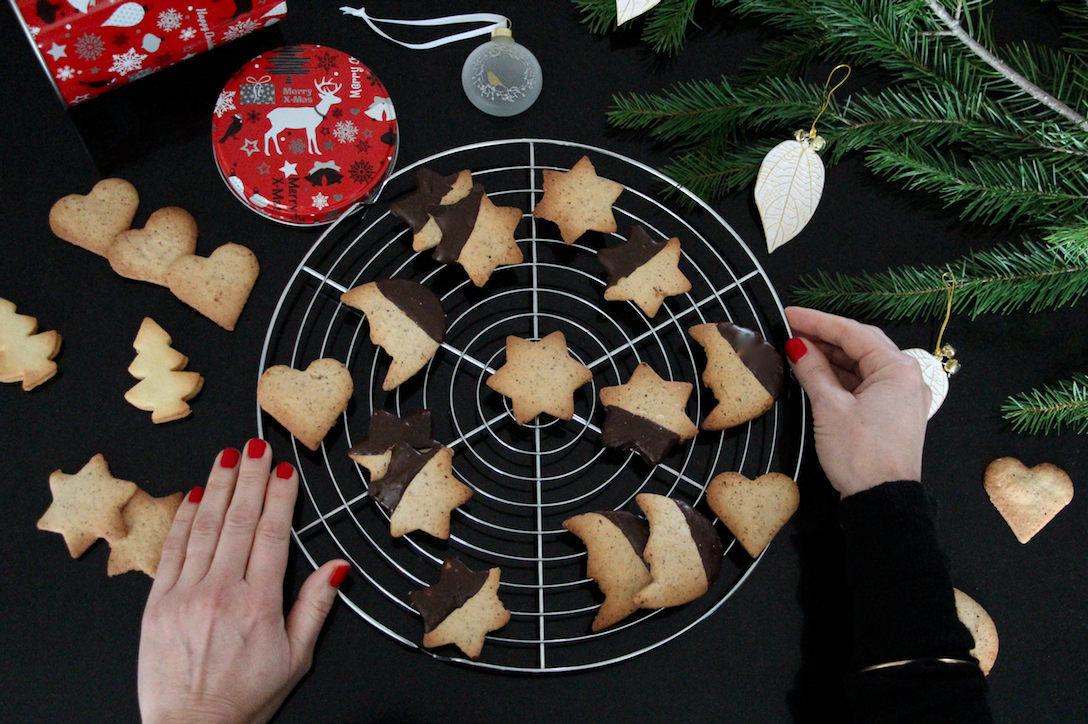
(563, 510), (653, 631)
(598, 226), (691, 318)
(389, 168), (474, 252)
(688, 322), (783, 430)
(409, 558), (510, 659)
(430, 185), (523, 287)
(348, 410), (438, 481)
(632, 493), (723, 609)
(368, 443), (472, 539)
(341, 279), (447, 391)
(599, 363), (699, 465)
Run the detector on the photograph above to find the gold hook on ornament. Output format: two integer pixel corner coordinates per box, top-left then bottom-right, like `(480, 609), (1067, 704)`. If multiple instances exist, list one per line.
(808, 64), (851, 140)
(933, 271), (960, 375)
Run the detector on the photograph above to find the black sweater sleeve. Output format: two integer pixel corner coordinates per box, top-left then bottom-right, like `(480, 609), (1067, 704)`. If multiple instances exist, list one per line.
(838, 481), (992, 724)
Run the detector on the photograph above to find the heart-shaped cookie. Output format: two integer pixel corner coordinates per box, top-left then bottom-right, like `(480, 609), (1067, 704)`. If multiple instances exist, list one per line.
(166, 243), (259, 331)
(257, 359), (354, 451)
(983, 457), (1073, 543)
(49, 178), (139, 257)
(707, 471), (799, 558)
(109, 207), (198, 286)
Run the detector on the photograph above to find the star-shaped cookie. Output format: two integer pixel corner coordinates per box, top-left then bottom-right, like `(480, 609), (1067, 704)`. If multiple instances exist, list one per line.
(598, 227), (691, 318)
(389, 168), (474, 252)
(37, 454), (138, 558)
(369, 444), (473, 539)
(107, 489), (184, 577)
(348, 410), (438, 481)
(599, 363), (698, 465)
(533, 156), (624, 243)
(486, 331), (593, 425)
(432, 187), (523, 287)
(409, 558), (511, 659)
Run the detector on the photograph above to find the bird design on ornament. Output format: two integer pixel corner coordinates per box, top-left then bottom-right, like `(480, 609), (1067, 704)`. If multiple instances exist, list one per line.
(219, 114), (243, 144)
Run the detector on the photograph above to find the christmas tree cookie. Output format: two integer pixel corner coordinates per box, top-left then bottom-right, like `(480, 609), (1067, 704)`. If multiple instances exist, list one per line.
(124, 318), (204, 423)
(0, 297), (62, 391)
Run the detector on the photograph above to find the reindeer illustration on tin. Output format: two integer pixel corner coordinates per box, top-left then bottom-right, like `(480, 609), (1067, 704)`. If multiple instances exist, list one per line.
(264, 78), (342, 156)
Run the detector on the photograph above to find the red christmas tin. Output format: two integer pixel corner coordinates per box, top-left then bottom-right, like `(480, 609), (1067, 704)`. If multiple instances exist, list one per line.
(8, 0), (288, 107)
(212, 44), (398, 226)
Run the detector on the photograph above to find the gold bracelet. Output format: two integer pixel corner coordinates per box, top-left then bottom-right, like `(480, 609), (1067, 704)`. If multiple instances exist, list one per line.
(858, 657), (976, 673)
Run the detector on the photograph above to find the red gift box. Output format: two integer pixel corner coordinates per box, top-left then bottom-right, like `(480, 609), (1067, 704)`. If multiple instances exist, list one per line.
(8, 0), (289, 107)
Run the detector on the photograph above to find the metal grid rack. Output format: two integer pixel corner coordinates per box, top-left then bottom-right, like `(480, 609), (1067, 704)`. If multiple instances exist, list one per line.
(257, 139), (806, 673)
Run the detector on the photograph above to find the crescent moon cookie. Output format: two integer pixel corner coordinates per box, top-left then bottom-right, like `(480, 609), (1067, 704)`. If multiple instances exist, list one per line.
(368, 443), (473, 539)
(689, 322), (784, 430)
(430, 185), (524, 287)
(954, 588), (999, 676)
(486, 331), (594, 425)
(599, 363), (698, 466)
(597, 226), (691, 318)
(390, 168), (474, 252)
(633, 493), (723, 609)
(348, 409), (439, 482)
(409, 558), (511, 659)
(563, 511), (653, 631)
(341, 279), (447, 391)
(532, 156), (624, 244)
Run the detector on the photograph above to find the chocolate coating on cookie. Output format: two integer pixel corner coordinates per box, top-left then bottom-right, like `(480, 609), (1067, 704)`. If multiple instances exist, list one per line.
(598, 511), (651, 561)
(348, 410), (437, 457)
(601, 406), (682, 467)
(715, 322), (783, 399)
(374, 279), (447, 344)
(674, 499), (723, 585)
(390, 169), (458, 233)
(597, 226), (666, 284)
(368, 443), (440, 514)
(409, 558), (490, 633)
(430, 185), (485, 264)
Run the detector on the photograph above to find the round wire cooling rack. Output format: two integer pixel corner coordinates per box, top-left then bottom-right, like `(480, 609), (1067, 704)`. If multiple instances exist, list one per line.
(257, 138), (806, 673)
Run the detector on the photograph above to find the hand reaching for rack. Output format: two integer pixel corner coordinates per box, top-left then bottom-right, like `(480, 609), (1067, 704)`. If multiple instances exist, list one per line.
(138, 439), (349, 724)
(784, 307), (931, 498)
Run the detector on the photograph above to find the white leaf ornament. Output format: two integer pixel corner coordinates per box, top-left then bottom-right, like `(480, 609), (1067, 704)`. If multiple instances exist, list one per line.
(903, 348), (949, 419)
(617, 0), (662, 24)
(754, 133), (825, 253)
(102, 2), (145, 27)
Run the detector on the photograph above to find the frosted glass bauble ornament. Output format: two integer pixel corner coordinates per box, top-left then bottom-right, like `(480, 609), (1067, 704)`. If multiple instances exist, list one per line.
(461, 28), (542, 117)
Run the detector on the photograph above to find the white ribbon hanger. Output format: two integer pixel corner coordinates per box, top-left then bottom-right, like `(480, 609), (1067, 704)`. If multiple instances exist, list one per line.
(340, 7), (509, 50)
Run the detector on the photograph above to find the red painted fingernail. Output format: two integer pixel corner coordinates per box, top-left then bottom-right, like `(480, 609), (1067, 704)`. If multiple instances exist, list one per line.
(188, 486), (204, 504)
(785, 337), (807, 365)
(276, 461), (294, 479)
(330, 564), (350, 589)
(220, 448), (240, 469)
(247, 438), (267, 459)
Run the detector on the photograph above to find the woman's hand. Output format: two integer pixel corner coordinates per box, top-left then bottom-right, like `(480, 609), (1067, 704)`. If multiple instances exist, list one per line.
(784, 307), (931, 498)
(138, 439), (349, 724)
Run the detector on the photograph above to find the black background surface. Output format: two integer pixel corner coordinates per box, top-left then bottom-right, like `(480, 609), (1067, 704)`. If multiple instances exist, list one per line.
(1, 1), (1084, 722)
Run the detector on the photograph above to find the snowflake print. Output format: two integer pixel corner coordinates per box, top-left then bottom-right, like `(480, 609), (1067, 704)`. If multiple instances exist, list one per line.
(349, 159), (375, 184)
(158, 9), (184, 32)
(180, 28), (196, 41)
(112, 32), (129, 48)
(222, 19), (260, 43)
(315, 51), (339, 73)
(75, 34), (105, 61)
(288, 138), (307, 155)
(30, 26), (41, 38)
(354, 139), (371, 154)
(214, 90), (236, 118)
(312, 192), (330, 210)
(246, 110), (261, 123)
(109, 48), (147, 76)
(55, 66), (75, 81)
(331, 107), (343, 119)
(332, 120), (359, 144)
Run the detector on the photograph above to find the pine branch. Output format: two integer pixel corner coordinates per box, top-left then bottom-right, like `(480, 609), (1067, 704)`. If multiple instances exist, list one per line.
(1003, 374), (1088, 434)
(791, 242), (1088, 320)
(571, 0), (705, 55)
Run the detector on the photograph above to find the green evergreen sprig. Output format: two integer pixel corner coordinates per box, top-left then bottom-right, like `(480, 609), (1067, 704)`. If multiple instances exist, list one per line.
(1002, 374), (1088, 434)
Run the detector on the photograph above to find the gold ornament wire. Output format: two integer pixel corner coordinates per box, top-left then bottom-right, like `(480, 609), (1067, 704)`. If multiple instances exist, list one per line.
(934, 271), (957, 357)
(809, 64), (852, 138)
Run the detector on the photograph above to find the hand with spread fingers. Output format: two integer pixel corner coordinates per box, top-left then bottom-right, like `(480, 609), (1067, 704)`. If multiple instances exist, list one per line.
(783, 307), (931, 498)
(138, 439), (349, 724)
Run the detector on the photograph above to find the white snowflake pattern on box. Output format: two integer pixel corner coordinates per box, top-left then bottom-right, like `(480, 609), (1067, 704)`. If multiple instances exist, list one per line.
(312, 192), (330, 210)
(215, 90), (237, 118)
(179, 28), (196, 41)
(333, 120), (359, 144)
(222, 19), (260, 43)
(75, 34), (105, 61)
(158, 9), (184, 32)
(55, 66), (75, 81)
(109, 48), (147, 76)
